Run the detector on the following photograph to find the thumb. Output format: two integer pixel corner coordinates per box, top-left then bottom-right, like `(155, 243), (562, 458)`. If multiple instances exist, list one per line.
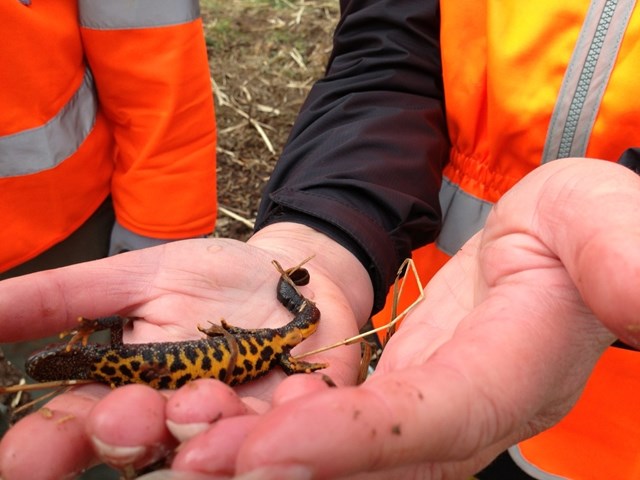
(505, 158), (640, 347)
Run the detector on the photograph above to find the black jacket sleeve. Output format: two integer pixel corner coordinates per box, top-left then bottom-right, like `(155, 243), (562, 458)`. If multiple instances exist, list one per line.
(255, 0), (449, 313)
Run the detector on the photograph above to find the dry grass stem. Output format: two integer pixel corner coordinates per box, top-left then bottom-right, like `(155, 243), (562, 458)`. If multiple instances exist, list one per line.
(206, 0), (339, 240)
(218, 205), (256, 229)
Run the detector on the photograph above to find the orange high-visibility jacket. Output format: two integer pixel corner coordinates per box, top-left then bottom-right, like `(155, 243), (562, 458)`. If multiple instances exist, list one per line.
(371, 1), (640, 478)
(0, 0), (217, 272)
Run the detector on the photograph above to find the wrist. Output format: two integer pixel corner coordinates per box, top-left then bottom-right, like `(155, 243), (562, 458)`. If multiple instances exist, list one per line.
(248, 222), (374, 327)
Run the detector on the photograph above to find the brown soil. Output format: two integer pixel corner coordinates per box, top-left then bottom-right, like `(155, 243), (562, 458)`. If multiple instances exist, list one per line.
(205, 0), (339, 240)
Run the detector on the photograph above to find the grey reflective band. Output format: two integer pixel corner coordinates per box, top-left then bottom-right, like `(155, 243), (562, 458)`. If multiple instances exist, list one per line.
(508, 445), (570, 480)
(435, 177), (492, 255)
(79, 0), (200, 29)
(542, 0), (636, 162)
(0, 70), (97, 177)
(108, 221), (177, 256)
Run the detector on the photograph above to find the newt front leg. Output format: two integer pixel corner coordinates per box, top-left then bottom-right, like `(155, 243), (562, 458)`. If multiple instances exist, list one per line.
(60, 315), (127, 350)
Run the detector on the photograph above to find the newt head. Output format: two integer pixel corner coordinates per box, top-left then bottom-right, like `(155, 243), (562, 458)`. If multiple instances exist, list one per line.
(25, 343), (99, 382)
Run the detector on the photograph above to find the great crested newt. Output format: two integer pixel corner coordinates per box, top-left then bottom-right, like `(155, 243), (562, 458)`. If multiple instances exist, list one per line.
(25, 263), (327, 389)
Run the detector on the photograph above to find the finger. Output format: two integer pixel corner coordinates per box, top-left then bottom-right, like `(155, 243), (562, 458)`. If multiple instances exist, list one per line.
(0, 385), (107, 480)
(233, 450), (500, 480)
(235, 370), (520, 478)
(0, 239), (247, 341)
(138, 470), (230, 480)
(0, 247), (162, 341)
(165, 379), (252, 442)
(569, 227), (640, 346)
(0, 238), (302, 342)
(230, 465), (316, 480)
(505, 159), (640, 346)
(271, 373), (335, 406)
(325, 439), (511, 480)
(171, 415), (260, 474)
(87, 384), (176, 472)
(234, 373), (458, 478)
(168, 376), (335, 476)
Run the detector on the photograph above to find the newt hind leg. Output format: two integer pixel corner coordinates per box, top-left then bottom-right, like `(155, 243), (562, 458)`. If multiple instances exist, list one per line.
(279, 352), (328, 375)
(198, 319), (260, 337)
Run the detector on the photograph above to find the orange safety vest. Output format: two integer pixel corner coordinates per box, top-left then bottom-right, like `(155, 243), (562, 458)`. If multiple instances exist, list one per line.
(0, 0), (217, 272)
(373, 1), (640, 478)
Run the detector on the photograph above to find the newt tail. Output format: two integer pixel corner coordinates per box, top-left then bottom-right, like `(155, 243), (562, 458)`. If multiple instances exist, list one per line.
(25, 263), (327, 389)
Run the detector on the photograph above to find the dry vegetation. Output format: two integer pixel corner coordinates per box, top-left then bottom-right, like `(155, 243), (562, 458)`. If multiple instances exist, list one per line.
(205, 0), (339, 240)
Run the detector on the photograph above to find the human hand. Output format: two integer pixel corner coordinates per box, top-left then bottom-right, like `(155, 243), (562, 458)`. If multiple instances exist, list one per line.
(161, 158), (640, 479)
(0, 225), (373, 479)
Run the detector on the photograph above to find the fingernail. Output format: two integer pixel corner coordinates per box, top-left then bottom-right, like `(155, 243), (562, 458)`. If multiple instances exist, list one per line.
(166, 419), (210, 442)
(137, 469), (229, 480)
(91, 436), (147, 467)
(133, 470), (175, 480)
(235, 466), (313, 480)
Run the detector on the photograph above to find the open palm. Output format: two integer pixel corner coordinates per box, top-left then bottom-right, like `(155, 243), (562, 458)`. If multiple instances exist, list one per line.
(174, 158), (640, 480)
(0, 233), (367, 479)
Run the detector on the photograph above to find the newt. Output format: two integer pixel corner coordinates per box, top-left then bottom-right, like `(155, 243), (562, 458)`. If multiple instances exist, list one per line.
(25, 262), (327, 389)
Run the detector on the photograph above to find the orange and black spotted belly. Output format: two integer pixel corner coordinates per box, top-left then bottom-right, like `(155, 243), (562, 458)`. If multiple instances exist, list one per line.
(88, 333), (286, 388)
(228, 330), (285, 384)
(26, 266), (325, 389)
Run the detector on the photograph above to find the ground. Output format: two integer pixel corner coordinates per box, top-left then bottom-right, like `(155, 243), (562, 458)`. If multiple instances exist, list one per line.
(205, 0), (339, 240)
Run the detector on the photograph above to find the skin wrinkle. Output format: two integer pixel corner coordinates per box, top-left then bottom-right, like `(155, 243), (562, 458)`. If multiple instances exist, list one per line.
(475, 224), (589, 370)
(0, 269), (87, 341)
(480, 167), (617, 350)
(483, 225), (590, 334)
(367, 365), (483, 466)
(354, 382), (404, 471)
(146, 247), (276, 336)
(36, 272), (72, 337)
(502, 165), (591, 280)
(154, 246), (221, 296)
(424, 280), (580, 452)
(427, 333), (521, 457)
(535, 164), (640, 346)
(480, 234), (560, 291)
(499, 294), (603, 424)
(536, 162), (640, 282)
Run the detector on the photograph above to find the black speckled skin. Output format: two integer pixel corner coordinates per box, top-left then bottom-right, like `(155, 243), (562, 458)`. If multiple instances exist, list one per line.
(26, 268), (326, 388)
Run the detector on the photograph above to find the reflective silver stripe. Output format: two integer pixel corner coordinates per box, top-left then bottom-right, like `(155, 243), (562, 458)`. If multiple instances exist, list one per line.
(79, 0), (200, 29)
(542, 0), (636, 162)
(0, 70), (97, 177)
(435, 176), (493, 255)
(508, 445), (569, 480)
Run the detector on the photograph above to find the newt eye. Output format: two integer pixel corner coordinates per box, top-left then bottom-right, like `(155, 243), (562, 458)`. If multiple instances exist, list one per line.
(288, 268), (310, 285)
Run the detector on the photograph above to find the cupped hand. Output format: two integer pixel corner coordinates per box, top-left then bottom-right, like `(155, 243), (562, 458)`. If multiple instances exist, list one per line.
(0, 227), (373, 479)
(168, 158), (640, 479)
